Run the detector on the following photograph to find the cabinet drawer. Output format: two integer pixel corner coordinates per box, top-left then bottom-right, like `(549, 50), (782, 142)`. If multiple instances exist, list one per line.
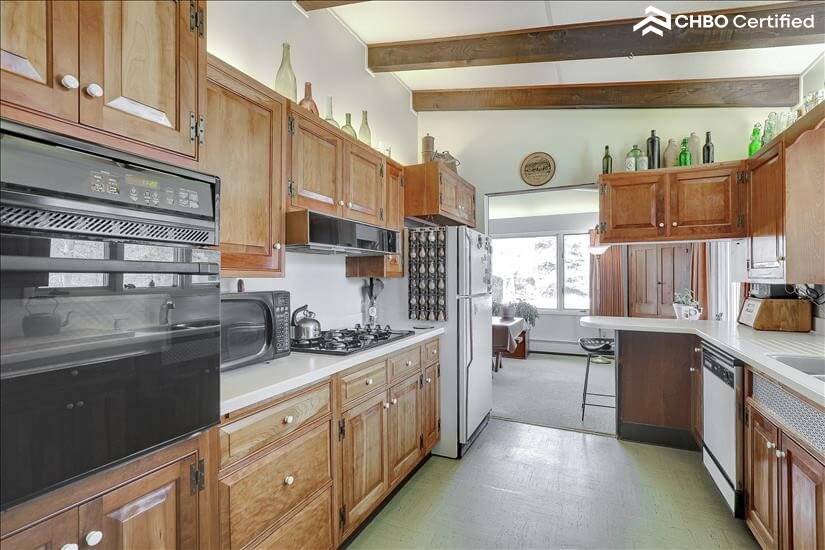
(219, 422), (332, 550)
(255, 486), (333, 550)
(424, 339), (439, 366)
(339, 359), (388, 407)
(220, 384), (330, 468)
(388, 346), (421, 381)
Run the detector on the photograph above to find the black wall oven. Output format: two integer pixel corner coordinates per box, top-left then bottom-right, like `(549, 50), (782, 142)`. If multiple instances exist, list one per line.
(0, 120), (221, 509)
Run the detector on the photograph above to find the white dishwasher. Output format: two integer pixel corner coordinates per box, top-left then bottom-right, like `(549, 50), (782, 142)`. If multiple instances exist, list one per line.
(701, 342), (745, 517)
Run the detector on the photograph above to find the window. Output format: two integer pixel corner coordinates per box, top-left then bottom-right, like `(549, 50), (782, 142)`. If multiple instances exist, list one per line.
(46, 239), (107, 288)
(492, 232), (591, 312)
(123, 244), (176, 288)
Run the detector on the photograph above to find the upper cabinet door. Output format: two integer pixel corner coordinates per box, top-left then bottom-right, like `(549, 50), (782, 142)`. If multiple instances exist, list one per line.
(458, 181), (476, 227)
(289, 109), (343, 217)
(344, 143), (385, 226)
(748, 143), (785, 280)
(438, 168), (461, 219)
(78, 0), (201, 158)
(0, 0), (79, 121)
(600, 174), (665, 242)
(204, 58), (285, 277)
(667, 164), (745, 239)
(385, 162), (404, 231)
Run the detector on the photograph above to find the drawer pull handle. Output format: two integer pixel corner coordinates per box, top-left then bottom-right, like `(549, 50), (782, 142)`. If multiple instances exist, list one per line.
(85, 531), (103, 547)
(283, 415), (294, 425)
(426, 377), (432, 383)
(366, 378), (374, 385)
(284, 475), (295, 486)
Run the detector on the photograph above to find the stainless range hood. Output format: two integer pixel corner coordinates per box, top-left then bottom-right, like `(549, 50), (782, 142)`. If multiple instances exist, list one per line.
(285, 210), (400, 256)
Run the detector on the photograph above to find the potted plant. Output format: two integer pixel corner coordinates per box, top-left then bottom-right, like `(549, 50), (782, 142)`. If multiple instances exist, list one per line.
(673, 288), (702, 320)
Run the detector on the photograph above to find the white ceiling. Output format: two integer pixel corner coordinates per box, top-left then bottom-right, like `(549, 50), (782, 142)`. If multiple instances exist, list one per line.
(488, 188), (600, 219)
(330, 1), (825, 90)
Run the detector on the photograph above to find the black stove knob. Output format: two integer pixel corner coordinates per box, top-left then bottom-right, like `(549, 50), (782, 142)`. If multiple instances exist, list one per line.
(384, 324), (391, 331)
(355, 323), (362, 330)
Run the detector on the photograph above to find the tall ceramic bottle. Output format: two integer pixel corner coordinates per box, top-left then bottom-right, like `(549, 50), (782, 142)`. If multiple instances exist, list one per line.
(341, 113), (357, 139)
(358, 110), (371, 146)
(688, 132), (701, 165)
(663, 139), (679, 167)
(274, 43), (297, 102)
(646, 130), (661, 169)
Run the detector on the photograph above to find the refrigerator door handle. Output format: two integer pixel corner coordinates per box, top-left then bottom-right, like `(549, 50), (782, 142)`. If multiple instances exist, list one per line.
(460, 296), (474, 440)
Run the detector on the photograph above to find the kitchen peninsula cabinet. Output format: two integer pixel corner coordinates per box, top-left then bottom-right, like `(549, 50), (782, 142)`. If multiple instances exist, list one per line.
(204, 55), (286, 277)
(404, 161), (477, 227)
(1, 0), (207, 168)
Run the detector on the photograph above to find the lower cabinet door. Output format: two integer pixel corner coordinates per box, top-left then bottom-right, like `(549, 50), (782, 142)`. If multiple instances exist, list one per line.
(0, 507), (79, 550)
(746, 406), (780, 550)
(422, 363), (440, 451)
(256, 487), (333, 550)
(780, 434), (825, 550)
(78, 453), (200, 550)
(340, 392), (389, 537)
(388, 373), (421, 485)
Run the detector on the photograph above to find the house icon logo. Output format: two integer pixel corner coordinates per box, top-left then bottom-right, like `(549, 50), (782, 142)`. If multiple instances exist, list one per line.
(633, 5), (672, 37)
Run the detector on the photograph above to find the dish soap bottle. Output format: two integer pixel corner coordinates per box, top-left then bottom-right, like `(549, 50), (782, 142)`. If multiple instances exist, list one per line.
(625, 145), (641, 171)
(702, 131), (714, 163)
(602, 146), (613, 174)
(678, 138), (692, 166)
(748, 123), (762, 157)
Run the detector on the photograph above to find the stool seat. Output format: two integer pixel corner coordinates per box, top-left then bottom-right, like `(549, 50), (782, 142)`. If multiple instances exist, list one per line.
(579, 337), (616, 421)
(578, 337), (614, 354)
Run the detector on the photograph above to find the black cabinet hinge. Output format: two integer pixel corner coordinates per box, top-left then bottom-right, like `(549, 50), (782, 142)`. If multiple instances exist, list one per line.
(288, 179), (294, 198)
(438, 418), (441, 432)
(419, 374), (424, 389)
(288, 116), (295, 135)
(419, 434), (424, 450)
(400, 175), (405, 187)
(339, 505), (346, 529)
(380, 163), (384, 178)
(189, 2), (204, 36)
(736, 170), (751, 184)
(736, 213), (745, 227)
(189, 112), (197, 142)
(437, 365), (440, 377)
(338, 418), (346, 440)
(379, 207), (384, 221)
(744, 407), (750, 426)
(197, 115), (205, 144)
(189, 458), (206, 495)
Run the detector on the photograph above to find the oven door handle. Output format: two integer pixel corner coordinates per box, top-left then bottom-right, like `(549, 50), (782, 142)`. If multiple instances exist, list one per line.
(0, 255), (219, 274)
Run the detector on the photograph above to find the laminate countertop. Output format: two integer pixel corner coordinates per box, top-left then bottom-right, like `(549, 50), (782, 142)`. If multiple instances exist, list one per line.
(220, 325), (445, 414)
(580, 316), (825, 406)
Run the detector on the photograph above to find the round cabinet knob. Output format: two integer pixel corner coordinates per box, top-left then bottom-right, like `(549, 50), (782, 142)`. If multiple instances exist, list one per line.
(366, 378), (373, 385)
(60, 74), (79, 89)
(766, 442), (776, 450)
(284, 475), (295, 486)
(426, 377), (432, 383)
(431, 349), (437, 355)
(338, 200), (344, 206)
(347, 202), (353, 208)
(694, 347), (701, 353)
(85, 83), (103, 98)
(61, 544), (79, 550)
(672, 221), (678, 227)
(85, 531), (104, 547)
(273, 242), (281, 250)
(406, 360), (412, 367)
(383, 402), (390, 409)
(689, 368), (696, 372)
(391, 398), (398, 405)
(777, 256), (785, 262)
(658, 222), (665, 228)
(283, 415), (294, 425)
(775, 450), (786, 459)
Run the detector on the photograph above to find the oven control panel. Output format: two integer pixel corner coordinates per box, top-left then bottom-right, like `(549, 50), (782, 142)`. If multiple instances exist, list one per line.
(87, 170), (212, 217)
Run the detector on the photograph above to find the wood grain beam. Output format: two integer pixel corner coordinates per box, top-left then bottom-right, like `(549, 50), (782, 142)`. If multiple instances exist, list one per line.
(411, 76), (800, 111)
(297, 1), (365, 11)
(369, 1), (825, 72)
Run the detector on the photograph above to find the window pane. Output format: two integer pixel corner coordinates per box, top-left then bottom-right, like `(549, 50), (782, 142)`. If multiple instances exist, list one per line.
(46, 239), (106, 288)
(123, 244), (176, 288)
(563, 233), (591, 310)
(191, 249), (220, 285)
(491, 236), (557, 309)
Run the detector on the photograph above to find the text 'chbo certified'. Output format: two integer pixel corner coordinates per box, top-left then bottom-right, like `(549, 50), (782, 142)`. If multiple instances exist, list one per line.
(633, 4), (818, 37)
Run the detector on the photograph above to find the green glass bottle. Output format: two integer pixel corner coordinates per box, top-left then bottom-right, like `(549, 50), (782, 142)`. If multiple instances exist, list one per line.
(748, 123), (763, 157)
(602, 146), (612, 174)
(678, 138), (691, 166)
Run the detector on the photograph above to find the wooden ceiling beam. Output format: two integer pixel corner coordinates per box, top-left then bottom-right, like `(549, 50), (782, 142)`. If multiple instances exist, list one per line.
(368, 1), (825, 72)
(296, 1), (365, 12)
(411, 76), (800, 111)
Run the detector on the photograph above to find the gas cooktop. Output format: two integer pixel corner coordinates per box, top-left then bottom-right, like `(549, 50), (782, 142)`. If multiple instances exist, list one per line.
(291, 324), (415, 355)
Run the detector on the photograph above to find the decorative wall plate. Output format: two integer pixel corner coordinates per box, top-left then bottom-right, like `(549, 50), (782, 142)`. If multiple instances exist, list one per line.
(519, 152), (556, 187)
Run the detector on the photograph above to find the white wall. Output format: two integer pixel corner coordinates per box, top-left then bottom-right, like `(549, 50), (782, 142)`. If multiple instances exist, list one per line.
(802, 54), (825, 98)
(208, 1), (417, 324)
(419, 107), (777, 231)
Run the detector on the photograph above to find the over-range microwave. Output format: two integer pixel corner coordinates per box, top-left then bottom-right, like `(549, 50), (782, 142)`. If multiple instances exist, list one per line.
(220, 291), (291, 371)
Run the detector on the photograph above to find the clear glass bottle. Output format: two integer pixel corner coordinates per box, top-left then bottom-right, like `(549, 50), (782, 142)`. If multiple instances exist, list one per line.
(341, 113), (356, 139)
(274, 43), (297, 102)
(624, 145), (641, 171)
(762, 112), (777, 145)
(748, 123), (763, 157)
(323, 96), (339, 128)
(678, 138), (691, 166)
(358, 110), (371, 146)
(602, 146), (612, 174)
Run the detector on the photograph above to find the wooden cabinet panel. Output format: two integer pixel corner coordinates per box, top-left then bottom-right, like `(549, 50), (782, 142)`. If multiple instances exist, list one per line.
(78, 0), (200, 157)
(204, 56), (285, 276)
(344, 143), (385, 226)
(438, 169), (461, 219)
(255, 487), (333, 550)
(628, 245), (658, 317)
(600, 174), (664, 241)
(424, 339), (439, 367)
(457, 181), (476, 226)
(0, 0), (79, 122)
(658, 244), (692, 319)
(78, 454), (199, 550)
(747, 405), (780, 550)
(748, 143), (785, 280)
(780, 434), (825, 550)
(404, 162), (478, 226)
(422, 363), (440, 452)
(219, 384), (330, 469)
(219, 423), (331, 550)
(338, 359), (388, 408)
(667, 164), (745, 238)
(289, 109), (343, 217)
(388, 346), (421, 382)
(340, 392), (388, 537)
(388, 374), (421, 485)
(0, 507), (78, 550)
(385, 162), (404, 231)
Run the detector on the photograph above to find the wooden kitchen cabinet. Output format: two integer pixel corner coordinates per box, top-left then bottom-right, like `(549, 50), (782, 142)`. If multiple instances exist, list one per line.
(421, 363), (440, 452)
(748, 142), (786, 281)
(204, 55), (286, 277)
(1, 0), (207, 168)
(288, 106), (344, 217)
(344, 141), (385, 226)
(747, 404), (781, 550)
(0, 508), (78, 550)
(780, 434), (825, 550)
(599, 172), (665, 242)
(387, 374), (421, 485)
(385, 161), (405, 232)
(628, 243), (692, 319)
(404, 161), (477, 227)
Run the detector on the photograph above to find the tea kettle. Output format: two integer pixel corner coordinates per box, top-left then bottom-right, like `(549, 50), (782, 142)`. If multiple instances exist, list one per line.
(291, 305), (321, 340)
(22, 297), (74, 337)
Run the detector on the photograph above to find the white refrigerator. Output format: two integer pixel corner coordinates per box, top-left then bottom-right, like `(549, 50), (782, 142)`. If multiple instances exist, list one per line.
(432, 226), (493, 459)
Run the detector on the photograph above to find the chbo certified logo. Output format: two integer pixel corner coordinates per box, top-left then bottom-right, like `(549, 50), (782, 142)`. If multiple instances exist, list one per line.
(633, 4), (817, 37)
(633, 6), (672, 37)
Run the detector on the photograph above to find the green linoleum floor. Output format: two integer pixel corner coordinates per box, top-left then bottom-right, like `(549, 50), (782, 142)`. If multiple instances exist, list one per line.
(348, 419), (757, 550)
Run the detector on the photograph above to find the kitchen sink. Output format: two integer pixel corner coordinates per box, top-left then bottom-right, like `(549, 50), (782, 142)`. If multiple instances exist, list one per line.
(769, 354), (825, 380)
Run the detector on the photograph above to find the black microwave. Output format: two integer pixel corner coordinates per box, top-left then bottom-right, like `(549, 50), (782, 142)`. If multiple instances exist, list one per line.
(220, 291), (290, 371)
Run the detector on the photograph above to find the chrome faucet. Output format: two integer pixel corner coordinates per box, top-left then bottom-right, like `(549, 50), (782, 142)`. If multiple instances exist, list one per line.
(159, 299), (176, 325)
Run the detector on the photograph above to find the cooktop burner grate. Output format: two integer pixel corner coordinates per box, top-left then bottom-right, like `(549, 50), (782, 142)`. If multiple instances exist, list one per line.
(291, 325), (415, 355)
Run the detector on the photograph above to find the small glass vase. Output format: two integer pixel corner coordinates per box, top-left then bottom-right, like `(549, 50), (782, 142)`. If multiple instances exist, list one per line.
(341, 113), (357, 139)
(298, 82), (318, 115)
(358, 110), (371, 146)
(274, 43), (297, 102)
(324, 96), (339, 128)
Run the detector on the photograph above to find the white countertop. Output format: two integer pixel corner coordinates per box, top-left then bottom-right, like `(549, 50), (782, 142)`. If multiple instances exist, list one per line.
(220, 325), (445, 414)
(580, 316), (825, 406)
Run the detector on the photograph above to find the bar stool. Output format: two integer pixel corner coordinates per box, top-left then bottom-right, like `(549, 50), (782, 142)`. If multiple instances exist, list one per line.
(579, 337), (616, 421)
